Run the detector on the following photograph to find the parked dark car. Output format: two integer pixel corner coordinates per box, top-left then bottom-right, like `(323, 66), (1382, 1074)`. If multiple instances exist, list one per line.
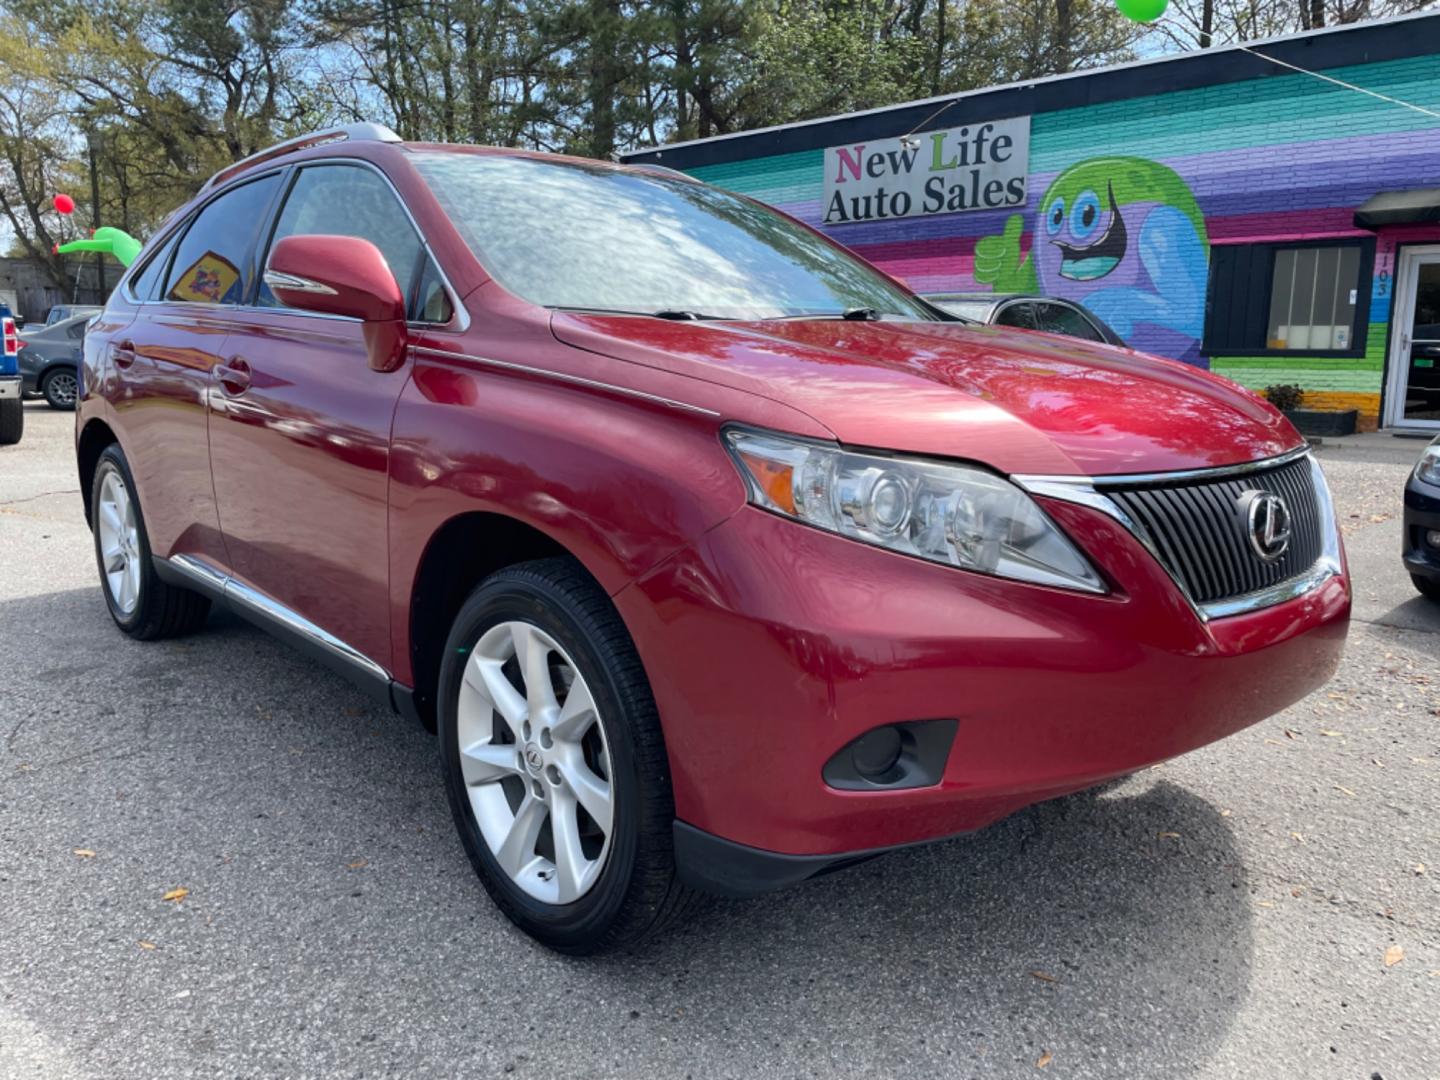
(1404, 436), (1440, 601)
(925, 291), (1127, 347)
(78, 124), (1348, 953)
(19, 313), (91, 409)
(43, 304), (102, 327)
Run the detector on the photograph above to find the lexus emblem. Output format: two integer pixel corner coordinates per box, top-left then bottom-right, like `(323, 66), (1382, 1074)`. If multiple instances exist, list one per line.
(524, 743), (543, 772)
(1242, 491), (1292, 561)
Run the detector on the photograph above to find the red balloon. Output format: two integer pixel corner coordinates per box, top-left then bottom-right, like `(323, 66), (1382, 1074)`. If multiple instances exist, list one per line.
(53, 193), (75, 215)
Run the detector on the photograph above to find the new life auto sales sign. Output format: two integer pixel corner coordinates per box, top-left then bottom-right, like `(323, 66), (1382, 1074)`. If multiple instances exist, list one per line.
(823, 116), (1030, 225)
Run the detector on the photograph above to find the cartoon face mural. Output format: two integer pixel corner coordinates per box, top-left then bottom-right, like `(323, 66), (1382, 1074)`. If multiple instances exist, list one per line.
(974, 157), (1210, 363)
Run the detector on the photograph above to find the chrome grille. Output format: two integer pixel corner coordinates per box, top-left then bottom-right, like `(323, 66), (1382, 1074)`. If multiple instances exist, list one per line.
(1101, 456), (1324, 605)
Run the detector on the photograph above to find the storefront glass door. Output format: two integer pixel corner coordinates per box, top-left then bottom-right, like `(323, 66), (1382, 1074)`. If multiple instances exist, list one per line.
(1387, 246), (1440, 429)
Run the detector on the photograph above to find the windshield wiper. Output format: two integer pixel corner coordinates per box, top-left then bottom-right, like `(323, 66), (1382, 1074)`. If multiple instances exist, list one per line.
(759, 308), (893, 322)
(551, 305), (722, 321)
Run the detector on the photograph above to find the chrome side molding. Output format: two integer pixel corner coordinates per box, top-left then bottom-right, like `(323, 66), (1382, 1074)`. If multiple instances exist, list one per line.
(165, 554), (390, 685)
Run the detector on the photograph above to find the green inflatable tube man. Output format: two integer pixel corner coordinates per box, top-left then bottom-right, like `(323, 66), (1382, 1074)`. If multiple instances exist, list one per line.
(57, 226), (143, 268)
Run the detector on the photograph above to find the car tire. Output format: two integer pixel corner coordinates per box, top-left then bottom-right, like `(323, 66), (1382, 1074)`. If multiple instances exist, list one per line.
(438, 557), (698, 954)
(0, 397), (21, 445)
(1413, 575), (1440, 603)
(91, 444), (211, 639)
(41, 368), (79, 411)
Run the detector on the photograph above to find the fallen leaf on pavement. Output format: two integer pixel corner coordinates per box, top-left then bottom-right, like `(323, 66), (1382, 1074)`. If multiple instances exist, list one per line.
(1384, 946), (1403, 967)
(1030, 971), (1057, 983)
(347, 858), (369, 870)
(1414, 864), (1426, 876)
(1335, 785), (1357, 797)
(1283, 728), (1300, 739)
(1157, 831), (1180, 840)
(1256, 900), (1275, 908)
(73, 849), (96, 858)
(138, 941), (156, 950)
(161, 888), (189, 903)
(1291, 832), (1306, 844)
(1220, 809), (1233, 817)
(1319, 730), (1343, 737)
(1036, 1052), (1053, 1068)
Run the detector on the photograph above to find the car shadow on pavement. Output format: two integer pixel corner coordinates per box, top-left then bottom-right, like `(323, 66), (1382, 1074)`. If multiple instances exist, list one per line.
(1370, 594), (1440, 633)
(3, 586), (1253, 1079)
(596, 778), (1253, 1076)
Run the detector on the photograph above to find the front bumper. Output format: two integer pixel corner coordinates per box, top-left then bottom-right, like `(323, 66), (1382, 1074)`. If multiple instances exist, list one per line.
(1402, 477), (1440, 583)
(0, 376), (19, 399)
(617, 481), (1350, 892)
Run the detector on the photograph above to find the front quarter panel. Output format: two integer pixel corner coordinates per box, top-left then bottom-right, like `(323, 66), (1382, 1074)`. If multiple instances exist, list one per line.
(386, 340), (753, 687)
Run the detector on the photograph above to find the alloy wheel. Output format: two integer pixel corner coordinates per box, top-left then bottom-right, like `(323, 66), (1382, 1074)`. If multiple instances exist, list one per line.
(96, 470), (141, 615)
(457, 620), (615, 904)
(46, 371), (78, 408)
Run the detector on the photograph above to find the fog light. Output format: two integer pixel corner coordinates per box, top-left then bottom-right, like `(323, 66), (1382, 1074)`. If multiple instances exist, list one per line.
(822, 719), (958, 791)
(1427, 529), (1440, 549)
(850, 725), (903, 779)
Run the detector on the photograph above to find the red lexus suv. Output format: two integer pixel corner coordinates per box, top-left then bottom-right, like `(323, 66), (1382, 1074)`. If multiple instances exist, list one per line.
(77, 124), (1350, 953)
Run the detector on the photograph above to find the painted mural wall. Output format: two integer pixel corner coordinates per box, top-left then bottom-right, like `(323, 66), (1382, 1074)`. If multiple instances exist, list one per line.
(685, 53), (1440, 427)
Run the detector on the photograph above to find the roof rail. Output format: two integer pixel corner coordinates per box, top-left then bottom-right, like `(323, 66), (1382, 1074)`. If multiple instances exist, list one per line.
(201, 123), (403, 192)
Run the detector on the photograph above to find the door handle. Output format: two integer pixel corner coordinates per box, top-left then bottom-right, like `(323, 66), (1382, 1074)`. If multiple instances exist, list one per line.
(215, 357), (252, 395)
(112, 340), (136, 369)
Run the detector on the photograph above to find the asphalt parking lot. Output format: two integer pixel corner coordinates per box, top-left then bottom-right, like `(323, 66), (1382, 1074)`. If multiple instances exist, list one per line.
(1, 402), (1437, 1079)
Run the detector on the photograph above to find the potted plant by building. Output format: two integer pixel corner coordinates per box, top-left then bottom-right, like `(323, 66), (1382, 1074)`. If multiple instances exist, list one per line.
(1263, 384), (1358, 438)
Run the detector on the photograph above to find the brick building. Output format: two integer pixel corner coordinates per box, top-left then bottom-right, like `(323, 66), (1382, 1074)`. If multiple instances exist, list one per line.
(623, 12), (1440, 432)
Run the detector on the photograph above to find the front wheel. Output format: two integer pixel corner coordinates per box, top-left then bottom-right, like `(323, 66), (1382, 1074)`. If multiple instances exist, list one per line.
(438, 558), (697, 954)
(1413, 574), (1440, 603)
(90, 444), (211, 639)
(42, 367), (78, 410)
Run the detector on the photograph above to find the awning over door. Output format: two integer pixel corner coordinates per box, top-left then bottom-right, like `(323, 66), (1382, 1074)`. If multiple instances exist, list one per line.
(1355, 187), (1440, 229)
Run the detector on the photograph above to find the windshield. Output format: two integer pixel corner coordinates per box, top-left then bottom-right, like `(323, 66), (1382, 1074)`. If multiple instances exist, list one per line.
(412, 151), (935, 321)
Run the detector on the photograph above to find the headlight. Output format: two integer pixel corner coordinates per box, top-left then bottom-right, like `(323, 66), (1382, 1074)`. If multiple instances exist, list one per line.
(724, 428), (1106, 594)
(1415, 444), (1440, 487)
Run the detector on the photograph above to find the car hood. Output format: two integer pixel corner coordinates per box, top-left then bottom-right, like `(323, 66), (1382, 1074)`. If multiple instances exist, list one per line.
(550, 314), (1301, 477)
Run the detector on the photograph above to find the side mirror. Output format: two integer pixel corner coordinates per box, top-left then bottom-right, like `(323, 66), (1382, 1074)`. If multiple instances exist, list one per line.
(263, 234), (408, 372)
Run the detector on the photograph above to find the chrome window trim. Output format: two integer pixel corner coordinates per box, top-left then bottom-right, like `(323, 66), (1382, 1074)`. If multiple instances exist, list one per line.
(1015, 452), (1342, 622)
(410, 345), (721, 418)
(167, 554), (390, 683)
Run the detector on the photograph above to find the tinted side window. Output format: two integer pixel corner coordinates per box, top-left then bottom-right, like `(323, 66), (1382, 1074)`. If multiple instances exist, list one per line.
(413, 258), (454, 323)
(66, 320), (88, 339)
(165, 175), (280, 305)
(258, 164), (423, 308)
(1033, 302), (1103, 341)
(127, 230), (181, 301)
(994, 302), (1037, 331)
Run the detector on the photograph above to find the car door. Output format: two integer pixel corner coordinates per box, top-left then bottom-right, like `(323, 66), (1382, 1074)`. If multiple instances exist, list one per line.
(208, 161), (443, 670)
(110, 173), (283, 568)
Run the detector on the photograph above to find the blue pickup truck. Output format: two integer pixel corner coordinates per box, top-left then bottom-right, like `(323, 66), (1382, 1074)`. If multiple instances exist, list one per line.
(1, 305), (23, 444)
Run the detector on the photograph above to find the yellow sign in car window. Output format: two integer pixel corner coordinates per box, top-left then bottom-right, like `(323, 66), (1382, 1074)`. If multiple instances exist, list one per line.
(168, 251), (242, 305)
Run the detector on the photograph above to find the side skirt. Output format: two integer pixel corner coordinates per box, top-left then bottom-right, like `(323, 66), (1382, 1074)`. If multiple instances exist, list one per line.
(155, 553), (420, 721)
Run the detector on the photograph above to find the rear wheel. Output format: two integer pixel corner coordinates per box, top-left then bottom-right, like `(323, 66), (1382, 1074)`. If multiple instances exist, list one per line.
(438, 558), (697, 953)
(0, 397), (21, 445)
(91, 444), (210, 639)
(41, 367), (78, 410)
(1413, 575), (1440, 603)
